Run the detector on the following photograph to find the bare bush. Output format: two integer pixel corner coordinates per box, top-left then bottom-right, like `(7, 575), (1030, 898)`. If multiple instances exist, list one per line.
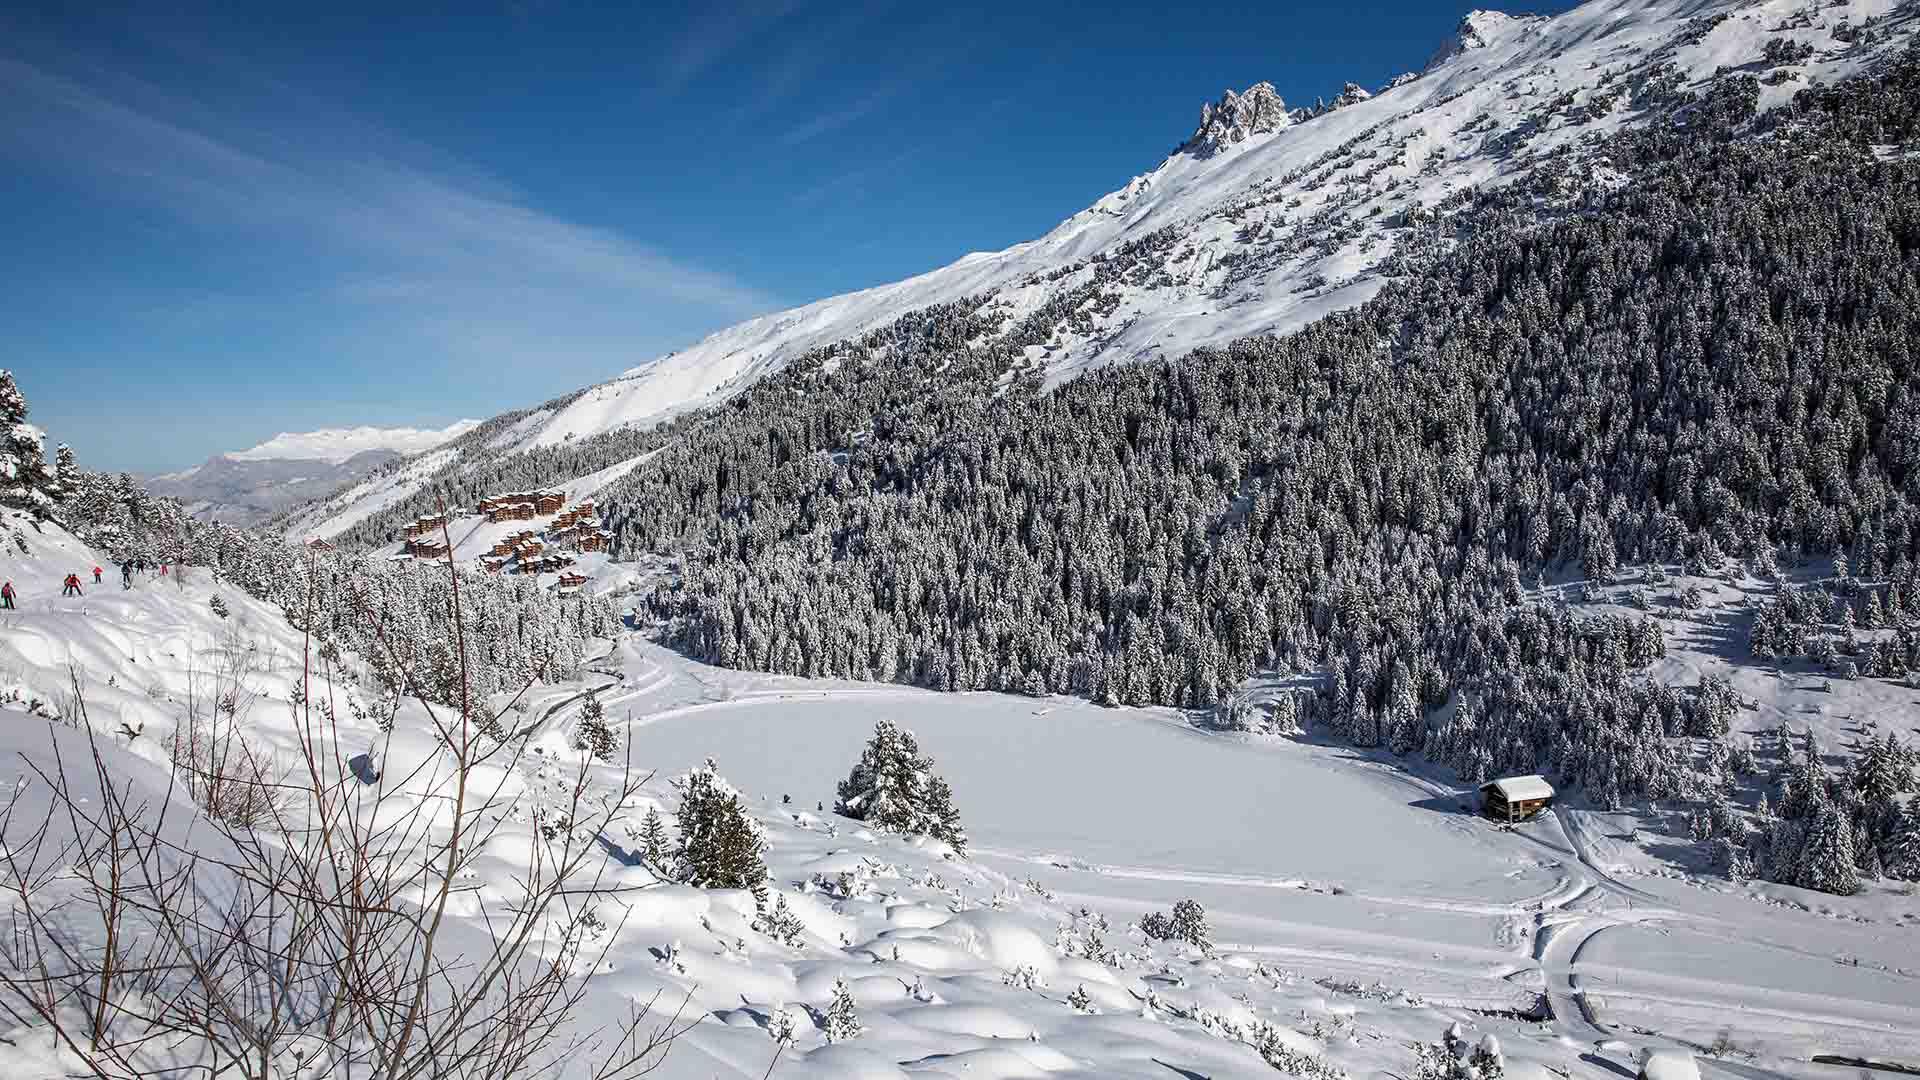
(0, 515), (692, 1079)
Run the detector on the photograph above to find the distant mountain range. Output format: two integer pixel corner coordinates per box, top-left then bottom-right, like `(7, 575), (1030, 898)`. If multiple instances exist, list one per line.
(146, 421), (476, 525)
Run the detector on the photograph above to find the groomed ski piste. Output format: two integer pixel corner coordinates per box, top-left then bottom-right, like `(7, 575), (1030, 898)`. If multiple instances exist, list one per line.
(2, 512), (1916, 1079)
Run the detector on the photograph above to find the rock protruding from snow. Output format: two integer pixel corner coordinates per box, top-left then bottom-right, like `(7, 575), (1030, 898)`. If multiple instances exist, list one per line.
(1424, 10), (1540, 72)
(1185, 81), (1292, 155)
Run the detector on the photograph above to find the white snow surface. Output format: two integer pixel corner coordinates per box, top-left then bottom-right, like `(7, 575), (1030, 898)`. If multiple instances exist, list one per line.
(229, 419), (480, 464)
(2, 512), (1916, 1078)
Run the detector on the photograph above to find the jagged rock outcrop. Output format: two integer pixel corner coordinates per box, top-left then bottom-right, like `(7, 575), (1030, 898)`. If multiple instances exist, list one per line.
(1184, 81), (1291, 156)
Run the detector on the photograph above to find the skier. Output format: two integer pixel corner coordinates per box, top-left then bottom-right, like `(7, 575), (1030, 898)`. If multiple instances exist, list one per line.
(1, 581), (13, 610)
(92, 565), (102, 584)
(62, 573), (82, 597)
(121, 563), (133, 589)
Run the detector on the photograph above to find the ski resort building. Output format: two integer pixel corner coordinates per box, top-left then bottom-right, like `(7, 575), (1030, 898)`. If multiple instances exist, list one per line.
(477, 490), (567, 523)
(1479, 775), (1555, 822)
(402, 514), (449, 539)
(402, 538), (450, 560)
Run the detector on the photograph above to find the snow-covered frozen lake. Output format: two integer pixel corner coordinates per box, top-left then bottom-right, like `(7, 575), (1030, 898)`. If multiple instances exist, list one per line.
(628, 691), (1554, 904)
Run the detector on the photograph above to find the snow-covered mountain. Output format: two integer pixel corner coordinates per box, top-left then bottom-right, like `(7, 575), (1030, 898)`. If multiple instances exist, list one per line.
(281, 0), (1918, 541)
(149, 420), (477, 525)
(226, 421), (480, 465)
(508, 0), (1910, 450)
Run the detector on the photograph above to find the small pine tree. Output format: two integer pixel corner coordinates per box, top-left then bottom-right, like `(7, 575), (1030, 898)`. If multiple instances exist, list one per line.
(1067, 984), (1093, 1013)
(823, 977), (862, 1043)
(637, 806), (670, 870)
(1142, 898), (1211, 952)
(766, 1004), (798, 1047)
(571, 691), (618, 762)
(757, 892), (806, 947)
(836, 720), (967, 852)
(675, 759), (768, 898)
(924, 775), (968, 856)
(208, 594), (230, 620)
(1169, 898), (1211, 952)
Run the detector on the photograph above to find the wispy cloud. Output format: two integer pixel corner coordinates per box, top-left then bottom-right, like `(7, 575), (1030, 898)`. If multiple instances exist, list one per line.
(656, 0), (802, 92)
(0, 49), (780, 344)
(776, 85), (903, 147)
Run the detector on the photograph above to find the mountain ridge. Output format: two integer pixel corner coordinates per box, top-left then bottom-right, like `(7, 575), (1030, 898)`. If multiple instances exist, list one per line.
(276, 0), (1919, 543)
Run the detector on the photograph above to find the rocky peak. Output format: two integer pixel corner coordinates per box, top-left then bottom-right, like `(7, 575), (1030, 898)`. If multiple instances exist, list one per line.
(1184, 81), (1291, 156)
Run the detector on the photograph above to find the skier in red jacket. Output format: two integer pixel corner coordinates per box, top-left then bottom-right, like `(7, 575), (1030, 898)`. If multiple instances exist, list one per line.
(1, 582), (14, 609)
(62, 573), (82, 597)
(92, 566), (102, 584)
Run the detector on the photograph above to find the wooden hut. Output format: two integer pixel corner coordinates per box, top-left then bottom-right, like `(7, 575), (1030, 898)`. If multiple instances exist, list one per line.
(1479, 775), (1555, 822)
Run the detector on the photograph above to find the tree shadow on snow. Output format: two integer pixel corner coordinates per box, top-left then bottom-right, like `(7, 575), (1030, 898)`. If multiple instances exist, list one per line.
(596, 833), (641, 867)
(1581, 1052), (1638, 1080)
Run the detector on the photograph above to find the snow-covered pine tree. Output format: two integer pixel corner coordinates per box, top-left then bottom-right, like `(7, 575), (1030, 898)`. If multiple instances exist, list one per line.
(1797, 805), (1861, 895)
(0, 371), (56, 518)
(1884, 802), (1920, 882)
(823, 977), (862, 1042)
(571, 690), (618, 762)
(756, 892), (806, 947)
(923, 775), (968, 856)
(51, 443), (75, 502)
(637, 806), (670, 871)
(835, 720), (967, 852)
(674, 759), (768, 900)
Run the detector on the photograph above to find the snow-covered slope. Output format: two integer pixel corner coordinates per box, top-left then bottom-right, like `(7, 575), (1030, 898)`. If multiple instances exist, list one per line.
(514, 0), (1914, 452)
(272, 0), (1919, 545)
(6, 553), (1913, 1077)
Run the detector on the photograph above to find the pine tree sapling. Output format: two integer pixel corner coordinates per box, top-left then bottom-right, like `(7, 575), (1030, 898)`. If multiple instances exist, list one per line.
(1067, 984), (1094, 1013)
(569, 690), (619, 762)
(1142, 898), (1212, 952)
(823, 977), (863, 1043)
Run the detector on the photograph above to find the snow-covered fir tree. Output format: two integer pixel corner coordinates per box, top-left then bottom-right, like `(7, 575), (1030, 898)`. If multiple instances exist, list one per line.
(571, 690), (618, 762)
(673, 758), (768, 899)
(823, 977), (862, 1043)
(0, 371), (57, 518)
(1797, 806), (1861, 896)
(636, 806), (671, 871)
(835, 720), (968, 854)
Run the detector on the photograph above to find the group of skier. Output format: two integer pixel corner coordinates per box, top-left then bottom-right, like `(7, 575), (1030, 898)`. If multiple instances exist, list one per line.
(2, 563), (168, 608)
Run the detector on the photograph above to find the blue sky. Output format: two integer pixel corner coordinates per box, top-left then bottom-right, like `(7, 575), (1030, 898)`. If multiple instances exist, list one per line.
(0, 1), (1570, 471)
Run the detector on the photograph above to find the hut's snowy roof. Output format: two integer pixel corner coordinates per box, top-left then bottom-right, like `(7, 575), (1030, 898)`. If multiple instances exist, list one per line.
(1483, 775), (1555, 801)
(1638, 1050), (1700, 1080)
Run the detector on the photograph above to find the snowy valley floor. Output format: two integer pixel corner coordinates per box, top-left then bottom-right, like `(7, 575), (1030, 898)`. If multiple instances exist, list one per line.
(0, 524), (1916, 1078)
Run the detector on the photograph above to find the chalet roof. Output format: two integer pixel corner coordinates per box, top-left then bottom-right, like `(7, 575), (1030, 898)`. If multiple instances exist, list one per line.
(1482, 775), (1555, 802)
